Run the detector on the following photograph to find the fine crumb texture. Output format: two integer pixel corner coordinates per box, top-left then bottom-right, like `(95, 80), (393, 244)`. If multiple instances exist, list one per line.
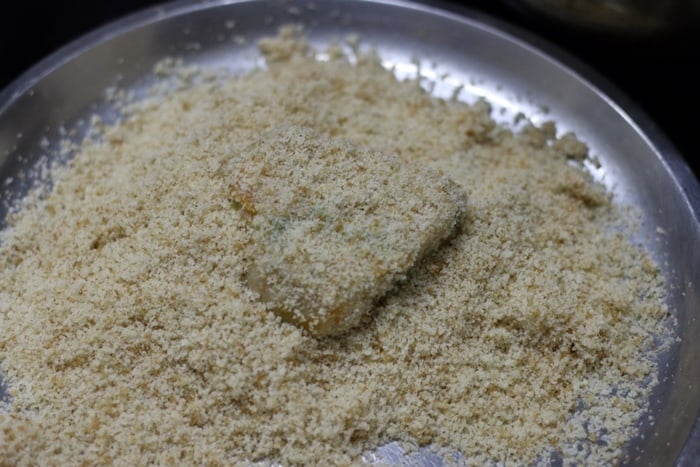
(222, 126), (467, 336)
(0, 29), (673, 465)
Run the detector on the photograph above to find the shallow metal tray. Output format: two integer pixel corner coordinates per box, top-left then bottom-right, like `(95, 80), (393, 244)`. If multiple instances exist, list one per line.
(0, 0), (698, 464)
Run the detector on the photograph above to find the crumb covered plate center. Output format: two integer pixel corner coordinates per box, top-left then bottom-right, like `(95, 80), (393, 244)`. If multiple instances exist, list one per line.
(221, 126), (467, 336)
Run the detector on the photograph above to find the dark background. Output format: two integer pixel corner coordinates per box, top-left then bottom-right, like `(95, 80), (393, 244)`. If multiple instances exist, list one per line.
(1, 0), (699, 178)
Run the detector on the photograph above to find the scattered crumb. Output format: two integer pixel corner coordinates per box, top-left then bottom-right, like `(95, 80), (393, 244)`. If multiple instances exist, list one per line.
(0, 29), (674, 466)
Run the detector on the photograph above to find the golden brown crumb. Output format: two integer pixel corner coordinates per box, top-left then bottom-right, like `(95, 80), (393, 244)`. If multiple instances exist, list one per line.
(0, 30), (672, 465)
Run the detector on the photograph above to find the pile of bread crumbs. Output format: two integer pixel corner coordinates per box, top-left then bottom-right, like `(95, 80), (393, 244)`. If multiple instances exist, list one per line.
(0, 28), (673, 465)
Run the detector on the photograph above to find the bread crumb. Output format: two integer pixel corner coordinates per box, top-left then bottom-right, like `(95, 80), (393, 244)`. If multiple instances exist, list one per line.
(0, 29), (674, 465)
(222, 126), (466, 336)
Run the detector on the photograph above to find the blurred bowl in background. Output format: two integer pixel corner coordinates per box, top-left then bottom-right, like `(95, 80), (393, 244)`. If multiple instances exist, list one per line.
(503, 0), (700, 36)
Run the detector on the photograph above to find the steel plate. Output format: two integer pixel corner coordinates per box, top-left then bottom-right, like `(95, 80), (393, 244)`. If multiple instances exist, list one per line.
(0, 0), (699, 464)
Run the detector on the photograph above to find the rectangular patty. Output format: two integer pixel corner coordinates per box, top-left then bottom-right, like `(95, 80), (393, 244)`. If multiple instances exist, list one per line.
(220, 126), (467, 336)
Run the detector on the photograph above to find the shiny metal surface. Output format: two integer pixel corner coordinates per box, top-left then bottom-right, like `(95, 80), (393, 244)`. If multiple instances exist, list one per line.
(0, 0), (699, 464)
